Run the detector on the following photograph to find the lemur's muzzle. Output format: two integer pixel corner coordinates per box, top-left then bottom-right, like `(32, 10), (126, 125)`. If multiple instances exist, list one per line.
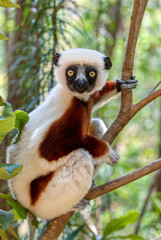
(74, 79), (88, 93)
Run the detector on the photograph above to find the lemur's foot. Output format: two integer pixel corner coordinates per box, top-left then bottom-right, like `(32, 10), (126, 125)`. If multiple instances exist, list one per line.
(116, 75), (138, 91)
(106, 145), (120, 166)
(93, 144), (120, 167)
(71, 198), (90, 212)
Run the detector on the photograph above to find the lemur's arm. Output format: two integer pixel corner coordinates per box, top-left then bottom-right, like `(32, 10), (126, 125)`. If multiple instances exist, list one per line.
(92, 76), (137, 112)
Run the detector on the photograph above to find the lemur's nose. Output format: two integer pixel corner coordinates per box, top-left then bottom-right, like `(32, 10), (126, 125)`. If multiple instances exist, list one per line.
(74, 79), (87, 93)
(75, 79), (86, 89)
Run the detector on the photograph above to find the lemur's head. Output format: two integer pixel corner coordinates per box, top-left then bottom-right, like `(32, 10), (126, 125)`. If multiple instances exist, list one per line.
(53, 48), (112, 99)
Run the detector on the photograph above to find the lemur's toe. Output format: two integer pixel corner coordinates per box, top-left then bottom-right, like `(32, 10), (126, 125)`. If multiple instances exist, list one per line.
(131, 75), (136, 80)
(72, 198), (90, 212)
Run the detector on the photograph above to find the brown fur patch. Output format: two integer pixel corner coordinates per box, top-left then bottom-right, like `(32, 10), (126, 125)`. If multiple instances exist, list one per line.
(30, 171), (54, 205)
(92, 81), (116, 103)
(39, 83), (115, 162)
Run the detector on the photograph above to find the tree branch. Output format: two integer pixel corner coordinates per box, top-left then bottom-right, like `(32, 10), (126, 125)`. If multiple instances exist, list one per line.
(41, 212), (74, 240)
(86, 159), (161, 200)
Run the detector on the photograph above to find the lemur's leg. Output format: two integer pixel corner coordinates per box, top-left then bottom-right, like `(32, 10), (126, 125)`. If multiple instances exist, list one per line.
(89, 118), (119, 175)
(62, 149), (94, 212)
(30, 149), (94, 218)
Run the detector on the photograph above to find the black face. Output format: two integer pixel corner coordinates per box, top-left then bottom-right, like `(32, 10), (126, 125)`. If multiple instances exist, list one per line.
(66, 64), (97, 94)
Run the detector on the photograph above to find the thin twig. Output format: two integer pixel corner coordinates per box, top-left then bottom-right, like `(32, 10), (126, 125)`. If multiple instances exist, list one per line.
(146, 79), (161, 96)
(133, 89), (161, 115)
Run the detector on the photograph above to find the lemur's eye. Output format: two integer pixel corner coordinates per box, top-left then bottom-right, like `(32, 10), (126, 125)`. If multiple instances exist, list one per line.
(67, 70), (74, 77)
(89, 71), (96, 78)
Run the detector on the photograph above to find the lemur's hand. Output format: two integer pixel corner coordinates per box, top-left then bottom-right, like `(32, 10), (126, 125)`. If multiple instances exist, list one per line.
(116, 75), (138, 92)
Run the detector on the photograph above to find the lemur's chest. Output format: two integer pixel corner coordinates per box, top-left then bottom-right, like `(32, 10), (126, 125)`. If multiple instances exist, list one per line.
(39, 97), (93, 161)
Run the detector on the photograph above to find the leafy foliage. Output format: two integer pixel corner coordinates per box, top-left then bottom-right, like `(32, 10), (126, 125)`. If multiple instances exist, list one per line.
(0, 33), (8, 40)
(0, 95), (29, 239)
(14, 110), (29, 143)
(0, 209), (14, 232)
(0, 0), (20, 8)
(64, 226), (83, 240)
(111, 234), (145, 240)
(0, 96), (15, 143)
(0, 0), (20, 40)
(4, 226), (18, 240)
(0, 163), (22, 180)
(151, 192), (161, 214)
(103, 211), (140, 237)
(0, 193), (27, 219)
(0, 163), (28, 239)
(0, 95), (29, 143)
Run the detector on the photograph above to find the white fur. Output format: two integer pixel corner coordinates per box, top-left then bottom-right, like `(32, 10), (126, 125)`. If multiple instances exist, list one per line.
(6, 48), (119, 221)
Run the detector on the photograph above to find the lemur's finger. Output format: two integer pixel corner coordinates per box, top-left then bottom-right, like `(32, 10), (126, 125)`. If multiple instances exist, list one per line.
(130, 75), (136, 80)
(125, 79), (138, 84)
(121, 83), (137, 90)
(116, 79), (124, 84)
(116, 79), (137, 84)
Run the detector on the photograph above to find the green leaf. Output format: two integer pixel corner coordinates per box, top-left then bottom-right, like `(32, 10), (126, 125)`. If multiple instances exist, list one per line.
(7, 200), (27, 219)
(0, 33), (8, 40)
(0, 163), (23, 180)
(9, 209), (21, 222)
(0, 228), (8, 240)
(0, 115), (15, 143)
(0, 96), (15, 143)
(64, 226), (83, 240)
(0, 96), (29, 143)
(0, 0), (20, 8)
(0, 193), (27, 219)
(103, 211), (139, 237)
(0, 96), (5, 106)
(6, 225), (18, 239)
(111, 234), (145, 240)
(0, 193), (16, 202)
(0, 209), (14, 232)
(14, 110), (29, 143)
(152, 196), (161, 214)
(31, 214), (39, 229)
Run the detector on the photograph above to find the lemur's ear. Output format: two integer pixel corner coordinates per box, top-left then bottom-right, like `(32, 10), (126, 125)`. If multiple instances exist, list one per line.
(104, 56), (112, 70)
(53, 53), (61, 66)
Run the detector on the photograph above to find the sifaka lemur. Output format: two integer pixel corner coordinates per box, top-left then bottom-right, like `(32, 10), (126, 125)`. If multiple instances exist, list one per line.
(6, 48), (137, 220)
